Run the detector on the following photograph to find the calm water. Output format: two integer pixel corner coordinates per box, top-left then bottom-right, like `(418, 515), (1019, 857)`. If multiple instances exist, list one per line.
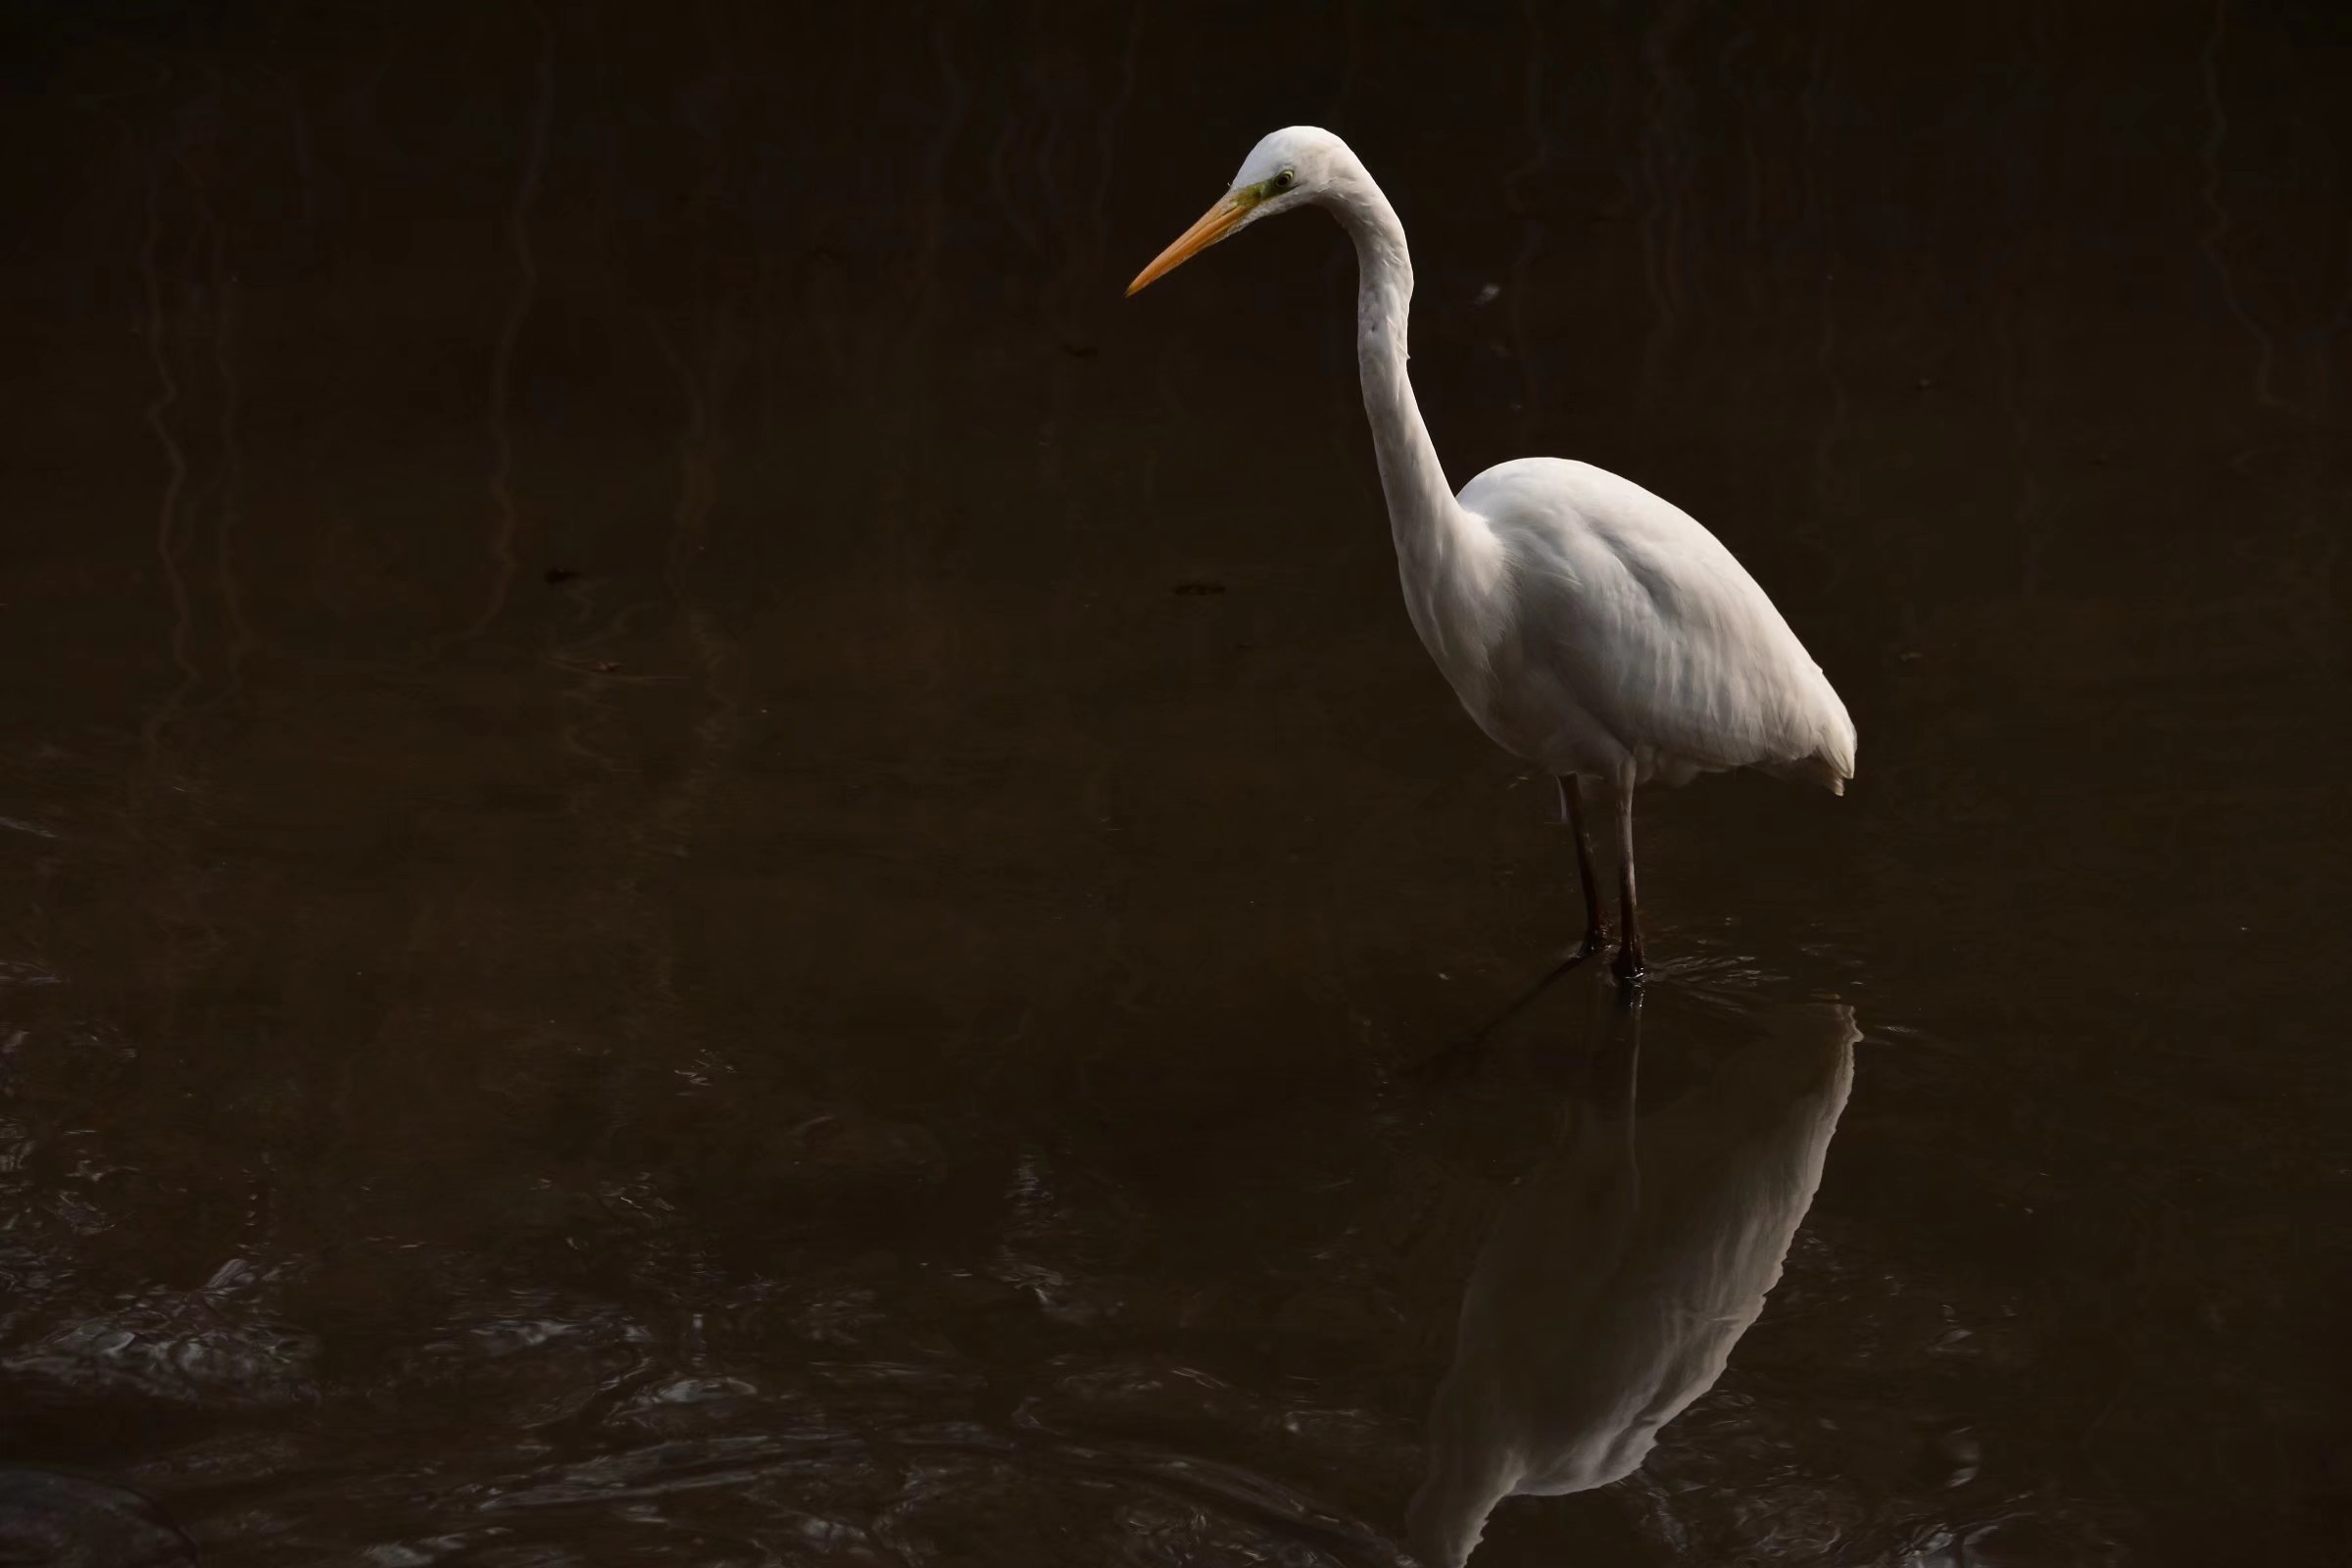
(3, 2), (2348, 1563)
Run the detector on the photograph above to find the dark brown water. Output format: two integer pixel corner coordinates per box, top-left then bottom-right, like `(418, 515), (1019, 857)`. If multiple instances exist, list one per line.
(3, 2), (2348, 1563)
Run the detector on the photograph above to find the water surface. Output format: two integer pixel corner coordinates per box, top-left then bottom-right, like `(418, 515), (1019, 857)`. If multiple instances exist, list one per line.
(2, 2), (2347, 1562)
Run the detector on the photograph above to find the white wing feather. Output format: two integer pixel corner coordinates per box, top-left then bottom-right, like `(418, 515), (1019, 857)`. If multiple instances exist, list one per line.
(1454, 459), (1855, 790)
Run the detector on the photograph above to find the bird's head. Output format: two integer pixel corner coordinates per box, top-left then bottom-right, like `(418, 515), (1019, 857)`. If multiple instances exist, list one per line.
(1126, 125), (1356, 296)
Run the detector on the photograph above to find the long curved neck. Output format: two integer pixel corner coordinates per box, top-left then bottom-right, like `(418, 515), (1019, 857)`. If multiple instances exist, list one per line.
(1331, 170), (1464, 583)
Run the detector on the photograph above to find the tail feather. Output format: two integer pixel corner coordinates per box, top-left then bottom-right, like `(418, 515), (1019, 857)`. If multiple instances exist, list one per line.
(1805, 698), (1858, 795)
(1768, 752), (1843, 789)
(1764, 744), (1853, 796)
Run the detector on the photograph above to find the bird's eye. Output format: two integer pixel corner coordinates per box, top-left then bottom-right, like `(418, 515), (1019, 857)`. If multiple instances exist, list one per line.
(1274, 170), (1297, 189)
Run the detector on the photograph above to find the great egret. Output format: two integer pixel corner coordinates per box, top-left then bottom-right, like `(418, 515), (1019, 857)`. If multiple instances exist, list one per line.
(1128, 127), (1855, 984)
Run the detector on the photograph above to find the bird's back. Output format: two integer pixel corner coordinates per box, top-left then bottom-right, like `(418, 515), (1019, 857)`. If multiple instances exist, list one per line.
(1453, 459), (1855, 790)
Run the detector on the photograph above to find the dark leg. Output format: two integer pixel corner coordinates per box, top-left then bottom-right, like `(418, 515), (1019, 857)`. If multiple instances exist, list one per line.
(1558, 775), (1607, 955)
(1585, 977), (1642, 1132)
(1611, 785), (1644, 989)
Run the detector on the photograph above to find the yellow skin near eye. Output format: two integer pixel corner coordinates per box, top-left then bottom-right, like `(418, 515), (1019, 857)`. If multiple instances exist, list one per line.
(1245, 171), (1296, 204)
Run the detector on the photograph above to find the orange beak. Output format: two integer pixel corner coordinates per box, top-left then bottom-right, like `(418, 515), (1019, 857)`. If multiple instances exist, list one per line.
(1126, 193), (1254, 296)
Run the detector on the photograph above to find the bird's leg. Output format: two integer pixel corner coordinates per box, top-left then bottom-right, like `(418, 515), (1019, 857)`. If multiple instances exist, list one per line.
(1612, 786), (1644, 989)
(1558, 775), (1607, 955)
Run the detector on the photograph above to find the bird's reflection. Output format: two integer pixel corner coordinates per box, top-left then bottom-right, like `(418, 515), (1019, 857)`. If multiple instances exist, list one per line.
(1408, 999), (1858, 1566)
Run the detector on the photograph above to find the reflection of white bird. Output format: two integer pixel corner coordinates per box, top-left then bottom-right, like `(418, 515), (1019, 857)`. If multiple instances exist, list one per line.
(1129, 128), (1855, 984)
(1405, 1003), (1858, 1567)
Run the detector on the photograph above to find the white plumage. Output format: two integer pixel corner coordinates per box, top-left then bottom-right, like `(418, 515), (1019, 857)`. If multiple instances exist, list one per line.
(1457, 459), (1856, 792)
(1130, 126), (1854, 981)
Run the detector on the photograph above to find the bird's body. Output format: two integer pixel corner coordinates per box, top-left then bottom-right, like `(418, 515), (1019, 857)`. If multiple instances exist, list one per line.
(1130, 126), (1853, 980)
(1421, 457), (1854, 794)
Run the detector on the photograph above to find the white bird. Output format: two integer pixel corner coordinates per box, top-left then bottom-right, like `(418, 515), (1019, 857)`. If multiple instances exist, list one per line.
(1128, 127), (1855, 984)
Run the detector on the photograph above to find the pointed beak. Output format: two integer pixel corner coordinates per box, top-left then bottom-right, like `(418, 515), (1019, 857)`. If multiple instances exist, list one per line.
(1126, 192), (1254, 296)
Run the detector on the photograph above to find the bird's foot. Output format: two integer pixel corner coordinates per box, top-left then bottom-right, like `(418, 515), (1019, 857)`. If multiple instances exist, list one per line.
(1576, 924), (1610, 959)
(1611, 942), (1645, 992)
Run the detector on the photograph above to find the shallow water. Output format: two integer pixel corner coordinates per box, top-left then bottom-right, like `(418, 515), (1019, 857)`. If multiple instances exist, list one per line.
(2, 2), (2347, 1563)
